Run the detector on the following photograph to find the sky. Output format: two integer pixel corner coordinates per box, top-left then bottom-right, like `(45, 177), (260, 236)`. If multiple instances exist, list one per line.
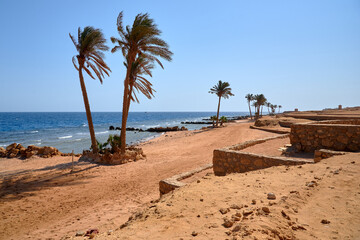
(0, 0), (359, 112)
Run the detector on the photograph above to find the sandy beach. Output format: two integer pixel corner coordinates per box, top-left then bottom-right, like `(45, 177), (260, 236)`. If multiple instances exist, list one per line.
(1, 120), (274, 239)
(1, 119), (359, 239)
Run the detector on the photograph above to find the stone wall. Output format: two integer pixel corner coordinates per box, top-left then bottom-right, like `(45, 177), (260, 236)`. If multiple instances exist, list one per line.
(290, 120), (360, 152)
(213, 135), (312, 176)
(159, 164), (213, 195)
(314, 149), (347, 163)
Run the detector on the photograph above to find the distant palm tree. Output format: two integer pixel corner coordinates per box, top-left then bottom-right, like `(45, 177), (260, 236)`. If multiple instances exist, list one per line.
(266, 102), (271, 115)
(111, 12), (173, 154)
(253, 94), (267, 118)
(245, 94), (254, 119)
(271, 104), (277, 115)
(209, 81), (234, 127)
(70, 27), (111, 153)
(278, 105), (282, 113)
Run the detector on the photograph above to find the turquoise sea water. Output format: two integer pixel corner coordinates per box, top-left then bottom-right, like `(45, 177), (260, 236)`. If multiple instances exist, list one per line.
(0, 112), (248, 153)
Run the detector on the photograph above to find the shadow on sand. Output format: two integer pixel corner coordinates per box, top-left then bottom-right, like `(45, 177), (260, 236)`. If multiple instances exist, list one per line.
(0, 161), (99, 202)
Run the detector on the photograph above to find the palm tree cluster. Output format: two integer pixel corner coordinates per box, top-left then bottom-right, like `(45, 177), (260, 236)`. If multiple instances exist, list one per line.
(245, 93), (282, 119)
(70, 12), (172, 154)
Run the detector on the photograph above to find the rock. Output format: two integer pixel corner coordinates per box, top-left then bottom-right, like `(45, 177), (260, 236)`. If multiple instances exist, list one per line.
(219, 208), (229, 214)
(75, 231), (85, 236)
(42, 146), (58, 156)
(267, 192), (276, 200)
(251, 199), (256, 205)
(25, 150), (36, 158)
(109, 126), (115, 130)
(6, 143), (17, 151)
(191, 231), (198, 236)
(107, 230), (113, 235)
(232, 225), (241, 232)
(8, 148), (19, 158)
(281, 210), (290, 220)
(262, 207), (270, 214)
(230, 204), (242, 209)
(306, 181), (317, 187)
(321, 219), (330, 224)
(0, 147), (5, 157)
(223, 218), (234, 228)
(242, 208), (253, 216)
(231, 215), (241, 221)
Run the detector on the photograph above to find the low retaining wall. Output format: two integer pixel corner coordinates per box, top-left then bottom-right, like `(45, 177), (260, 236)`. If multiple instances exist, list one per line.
(159, 163), (213, 195)
(314, 149), (347, 162)
(290, 120), (360, 152)
(249, 125), (290, 134)
(213, 135), (312, 176)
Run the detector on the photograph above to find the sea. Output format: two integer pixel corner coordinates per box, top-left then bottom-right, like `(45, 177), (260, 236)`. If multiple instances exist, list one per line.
(0, 112), (248, 153)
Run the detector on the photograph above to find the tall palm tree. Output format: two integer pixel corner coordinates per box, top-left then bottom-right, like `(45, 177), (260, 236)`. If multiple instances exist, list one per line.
(209, 81), (234, 127)
(111, 12), (173, 154)
(278, 105), (282, 113)
(245, 94), (254, 119)
(70, 27), (111, 153)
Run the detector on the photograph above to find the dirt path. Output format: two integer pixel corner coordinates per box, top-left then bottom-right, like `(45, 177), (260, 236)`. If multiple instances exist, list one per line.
(0, 121), (276, 239)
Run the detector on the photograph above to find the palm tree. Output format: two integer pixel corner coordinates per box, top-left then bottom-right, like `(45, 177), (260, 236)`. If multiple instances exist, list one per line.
(111, 12), (173, 154)
(253, 94), (267, 118)
(125, 56), (155, 114)
(70, 27), (111, 153)
(266, 102), (271, 115)
(245, 94), (254, 119)
(278, 105), (282, 113)
(209, 81), (234, 127)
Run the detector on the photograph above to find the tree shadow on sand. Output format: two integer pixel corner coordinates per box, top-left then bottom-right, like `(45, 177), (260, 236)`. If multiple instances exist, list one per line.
(0, 161), (99, 202)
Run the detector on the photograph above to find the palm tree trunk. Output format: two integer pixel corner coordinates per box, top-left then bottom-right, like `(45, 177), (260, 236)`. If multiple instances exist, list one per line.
(248, 101), (252, 120)
(216, 96), (221, 127)
(78, 64), (98, 154)
(261, 106), (263, 117)
(120, 53), (137, 154)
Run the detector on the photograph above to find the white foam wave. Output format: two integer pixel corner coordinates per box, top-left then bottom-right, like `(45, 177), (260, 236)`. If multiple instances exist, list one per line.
(30, 130), (39, 133)
(35, 139), (41, 142)
(75, 139), (82, 141)
(58, 135), (72, 139)
(96, 131), (109, 135)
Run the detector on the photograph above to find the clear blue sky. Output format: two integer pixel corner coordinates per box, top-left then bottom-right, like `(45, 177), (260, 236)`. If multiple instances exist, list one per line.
(0, 0), (359, 112)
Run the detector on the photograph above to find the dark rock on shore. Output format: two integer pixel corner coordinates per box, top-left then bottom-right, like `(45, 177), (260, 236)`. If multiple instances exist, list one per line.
(181, 121), (212, 124)
(147, 126), (188, 132)
(109, 126), (188, 132)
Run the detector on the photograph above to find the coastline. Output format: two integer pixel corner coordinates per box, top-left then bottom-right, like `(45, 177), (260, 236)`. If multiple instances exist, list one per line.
(0, 120), (273, 239)
(1, 116), (359, 240)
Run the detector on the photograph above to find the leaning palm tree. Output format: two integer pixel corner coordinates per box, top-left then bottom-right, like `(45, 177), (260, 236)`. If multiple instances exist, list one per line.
(209, 81), (234, 127)
(245, 94), (254, 119)
(111, 12), (173, 154)
(70, 27), (111, 153)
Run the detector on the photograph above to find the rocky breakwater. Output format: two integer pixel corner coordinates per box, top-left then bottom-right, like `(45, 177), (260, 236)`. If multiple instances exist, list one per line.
(0, 143), (75, 159)
(109, 126), (188, 132)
